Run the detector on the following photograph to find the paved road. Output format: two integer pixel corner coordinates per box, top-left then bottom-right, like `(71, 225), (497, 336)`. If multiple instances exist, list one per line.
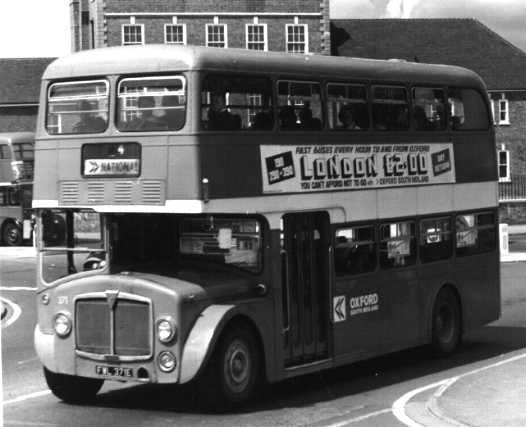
(3, 248), (526, 426)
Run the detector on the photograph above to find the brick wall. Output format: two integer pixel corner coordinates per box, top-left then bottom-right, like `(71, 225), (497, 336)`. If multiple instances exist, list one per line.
(105, 0), (320, 13)
(0, 106), (38, 132)
(107, 15), (322, 52)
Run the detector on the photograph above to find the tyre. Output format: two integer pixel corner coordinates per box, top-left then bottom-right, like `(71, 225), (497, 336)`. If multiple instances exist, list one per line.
(198, 324), (262, 411)
(2, 222), (22, 246)
(431, 288), (461, 356)
(44, 367), (103, 403)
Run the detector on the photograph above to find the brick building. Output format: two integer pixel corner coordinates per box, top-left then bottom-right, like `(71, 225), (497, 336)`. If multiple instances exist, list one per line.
(0, 58), (54, 132)
(71, 0), (331, 55)
(331, 18), (526, 223)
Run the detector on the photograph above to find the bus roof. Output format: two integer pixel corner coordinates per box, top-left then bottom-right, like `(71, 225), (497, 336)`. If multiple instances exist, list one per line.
(0, 132), (35, 145)
(43, 45), (486, 89)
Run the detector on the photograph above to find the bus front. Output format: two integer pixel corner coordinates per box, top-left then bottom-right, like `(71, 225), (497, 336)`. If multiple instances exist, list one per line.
(33, 48), (270, 408)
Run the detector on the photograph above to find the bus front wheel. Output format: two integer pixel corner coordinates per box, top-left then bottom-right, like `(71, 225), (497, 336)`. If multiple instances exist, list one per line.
(2, 222), (22, 246)
(431, 288), (461, 356)
(198, 324), (261, 411)
(44, 367), (103, 403)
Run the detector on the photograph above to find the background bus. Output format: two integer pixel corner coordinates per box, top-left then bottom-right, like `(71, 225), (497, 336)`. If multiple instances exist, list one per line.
(33, 45), (499, 409)
(0, 132), (34, 246)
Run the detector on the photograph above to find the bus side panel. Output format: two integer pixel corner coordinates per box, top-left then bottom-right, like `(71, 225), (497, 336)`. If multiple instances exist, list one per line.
(166, 140), (200, 199)
(33, 145), (57, 202)
(454, 132), (497, 183)
(454, 252), (501, 331)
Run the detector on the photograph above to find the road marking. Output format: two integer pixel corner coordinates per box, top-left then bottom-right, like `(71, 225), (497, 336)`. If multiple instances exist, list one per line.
(0, 297), (22, 328)
(0, 286), (37, 292)
(3, 390), (51, 406)
(392, 350), (526, 426)
(323, 408), (392, 426)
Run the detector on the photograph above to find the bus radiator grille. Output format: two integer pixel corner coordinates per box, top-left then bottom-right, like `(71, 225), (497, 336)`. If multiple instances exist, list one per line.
(75, 297), (151, 357)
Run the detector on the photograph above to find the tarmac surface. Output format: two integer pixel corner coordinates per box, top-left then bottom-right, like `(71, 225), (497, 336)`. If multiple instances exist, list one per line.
(2, 238), (526, 426)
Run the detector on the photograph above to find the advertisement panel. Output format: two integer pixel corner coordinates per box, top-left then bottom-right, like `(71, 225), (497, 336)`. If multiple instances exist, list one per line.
(260, 143), (455, 193)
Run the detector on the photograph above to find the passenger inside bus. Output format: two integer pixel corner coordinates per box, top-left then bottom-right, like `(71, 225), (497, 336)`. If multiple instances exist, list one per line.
(73, 100), (106, 133)
(135, 96), (163, 130)
(337, 105), (361, 130)
(299, 104), (322, 130)
(207, 93), (241, 130)
(279, 105), (298, 130)
(161, 96), (185, 130)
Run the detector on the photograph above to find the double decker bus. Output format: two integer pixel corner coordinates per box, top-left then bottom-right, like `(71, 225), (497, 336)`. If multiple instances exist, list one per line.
(0, 132), (34, 246)
(33, 45), (499, 409)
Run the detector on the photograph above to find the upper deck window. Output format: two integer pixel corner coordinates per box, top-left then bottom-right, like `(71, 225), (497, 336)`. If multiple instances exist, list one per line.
(201, 75), (273, 131)
(372, 86), (409, 131)
(448, 88), (490, 131)
(277, 81), (322, 130)
(46, 80), (109, 135)
(327, 83), (369, 131)
(412, 87), (446, 131)
(117, 76), (186, 132)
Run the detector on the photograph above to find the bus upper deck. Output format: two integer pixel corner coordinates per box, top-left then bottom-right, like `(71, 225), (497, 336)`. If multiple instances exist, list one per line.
(34, 45), (496, 226)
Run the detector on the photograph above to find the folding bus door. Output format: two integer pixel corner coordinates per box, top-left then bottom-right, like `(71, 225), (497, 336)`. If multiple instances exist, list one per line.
(282, 212), (330, 367)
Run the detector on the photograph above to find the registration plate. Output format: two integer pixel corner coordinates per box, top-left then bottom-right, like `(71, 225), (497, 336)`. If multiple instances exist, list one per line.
(95, 365), (134, 378)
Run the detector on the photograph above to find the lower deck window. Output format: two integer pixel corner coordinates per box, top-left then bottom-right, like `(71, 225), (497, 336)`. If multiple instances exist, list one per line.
(456, 212), (496, 256)
(335, 225), (376, 275)
(380, 221), (416, 268)
(419, 217), (452, 263)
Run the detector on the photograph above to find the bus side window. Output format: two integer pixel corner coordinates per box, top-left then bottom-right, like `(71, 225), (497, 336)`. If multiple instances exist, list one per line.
(0, 144), (7, 159)
(372, 86), (409, 131)
(412, 87), (446, 131)
(0, 188), (6, 205)
(448, 88), (490, 131)
(419, 217), (452, 263)
(456, 212), (496, 256)
(277, 80), (323, 131)
(380, 221), (416, 268)
(8, 187), (20, 206)
(201, 74), (273, 131)
(327, 83), (369, 131)
(335, 225), (376, 276)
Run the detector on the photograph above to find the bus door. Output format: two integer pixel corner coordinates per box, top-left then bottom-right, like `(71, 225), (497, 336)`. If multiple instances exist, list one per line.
(282, 212), (330, 367)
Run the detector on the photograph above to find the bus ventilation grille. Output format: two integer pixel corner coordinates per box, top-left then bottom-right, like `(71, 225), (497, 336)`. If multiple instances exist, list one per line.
(59, 182), (80, 205)
(59, 180), (165, 205)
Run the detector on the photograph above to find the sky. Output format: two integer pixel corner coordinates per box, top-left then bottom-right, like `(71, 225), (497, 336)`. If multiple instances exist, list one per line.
(0, 0), (524, 58)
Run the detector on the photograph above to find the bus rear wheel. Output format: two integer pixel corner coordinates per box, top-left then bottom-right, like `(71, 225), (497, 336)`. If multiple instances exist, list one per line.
(198, 324), (261, 411)
(431, 288), (461, 356)
(44, 367), (103, 403)
(2, 222), (22, 246)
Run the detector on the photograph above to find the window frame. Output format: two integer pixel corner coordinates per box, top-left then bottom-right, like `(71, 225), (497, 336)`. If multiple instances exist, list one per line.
(285, 24), (309, 54)
(498, 97), (510, 125)
(245, 23), (268, 51)
(498, 147), (511, 182)
(206, 23), (228, 48)
(121, 23), (145, 46)
(164, 23), (187, 45)
(46, 79), (110, 136)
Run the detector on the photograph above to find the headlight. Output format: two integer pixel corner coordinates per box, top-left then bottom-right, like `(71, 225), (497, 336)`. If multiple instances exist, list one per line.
(158, 351), (177, 372)
(156, 317), (177, 343)
(54, 312), (72, 338)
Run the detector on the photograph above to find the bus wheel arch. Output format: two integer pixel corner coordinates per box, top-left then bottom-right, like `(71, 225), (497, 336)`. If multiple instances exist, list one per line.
(197, 315), (264, 411)
(1, 219), (22, 246)
(430, 284), (463, 356)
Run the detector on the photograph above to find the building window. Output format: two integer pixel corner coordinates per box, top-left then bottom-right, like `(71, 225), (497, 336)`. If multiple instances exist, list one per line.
(498, 146), (510, 182)
(206, 24), (227, 48)
(286, 24), (308, 53)
(165, 24), (186, 45)
(246, 24), (267, 51)
(498, 97), (510, 125)
(122, 24), (144, 45)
